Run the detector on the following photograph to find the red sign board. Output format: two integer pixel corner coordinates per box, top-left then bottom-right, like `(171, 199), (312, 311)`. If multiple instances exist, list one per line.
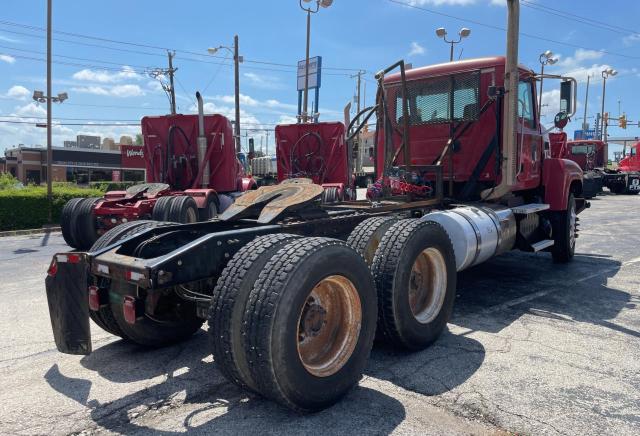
(120, 145), (145, 169)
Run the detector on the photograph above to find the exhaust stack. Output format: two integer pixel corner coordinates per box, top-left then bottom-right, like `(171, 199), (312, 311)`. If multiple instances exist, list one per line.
(482, 0), (519, 200)
(196, 92), (210, 188)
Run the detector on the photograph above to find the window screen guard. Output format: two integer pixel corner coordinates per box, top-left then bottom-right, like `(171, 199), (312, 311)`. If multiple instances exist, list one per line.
(393, 71), (480, 126)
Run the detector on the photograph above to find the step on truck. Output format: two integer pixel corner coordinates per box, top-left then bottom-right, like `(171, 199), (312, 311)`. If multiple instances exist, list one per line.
(60, 92), (257, 251)
(45, 0), (587, 412)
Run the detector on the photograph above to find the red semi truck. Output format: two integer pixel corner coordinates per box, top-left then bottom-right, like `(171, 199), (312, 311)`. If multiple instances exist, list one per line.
(60, 92), (256, 250)
(45, 0), (587, 413)
(550, 135), (605, 198)
(603, 142), (640, 194)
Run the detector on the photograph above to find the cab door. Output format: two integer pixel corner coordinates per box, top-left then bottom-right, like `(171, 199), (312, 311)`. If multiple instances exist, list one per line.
(515, 79), (542, 189)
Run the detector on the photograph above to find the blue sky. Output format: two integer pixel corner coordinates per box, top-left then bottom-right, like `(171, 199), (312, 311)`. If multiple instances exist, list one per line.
(1, 0), (639, 155)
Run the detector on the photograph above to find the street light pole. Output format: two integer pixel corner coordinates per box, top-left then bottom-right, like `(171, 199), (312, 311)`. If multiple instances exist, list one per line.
(436, 27), (471, 62)
(208, 36), (243, 153)
(299, 0), (333, 123)
(582, 74), (590, 131)
(537, 50), (557, 116)
(600, 67), (617, 141)
(233, 35), (241, 153)
(303, 7), (312, 123)
(46, 0), (52, 222)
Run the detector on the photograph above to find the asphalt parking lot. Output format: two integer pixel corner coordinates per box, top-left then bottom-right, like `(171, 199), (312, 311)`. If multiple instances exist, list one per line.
(1, 193), (638, 435)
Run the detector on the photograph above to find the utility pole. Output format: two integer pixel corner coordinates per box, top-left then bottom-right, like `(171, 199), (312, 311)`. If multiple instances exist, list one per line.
(167, 51), (177, 114)
(46, 0), (52, 223)
(265, 130), (270, 156)
(233, 35), (241, 153)
(582, 74), (590, 131)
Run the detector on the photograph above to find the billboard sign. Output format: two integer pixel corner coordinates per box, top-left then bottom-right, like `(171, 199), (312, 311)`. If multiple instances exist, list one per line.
(574, 129), (596, 140)
(297, 56), (322, 91)
(120, 145), (146, 169)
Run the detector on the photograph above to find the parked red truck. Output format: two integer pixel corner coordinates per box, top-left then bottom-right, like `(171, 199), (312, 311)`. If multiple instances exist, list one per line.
(60, 92), (256, 250)
(550, 135), (605, 198)
(46, 0), (587, 413)
(603, 142), (640, 194)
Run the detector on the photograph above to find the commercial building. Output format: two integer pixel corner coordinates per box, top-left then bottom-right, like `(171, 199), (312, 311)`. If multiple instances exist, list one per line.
(2, 144), (146, 185)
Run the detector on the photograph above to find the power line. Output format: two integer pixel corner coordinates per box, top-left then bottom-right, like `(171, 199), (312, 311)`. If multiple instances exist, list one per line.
(387, 0), (640, 61)
(521, 0), (639, 37)
(0, 19), (367, 73)
(0, 119), (139, 126)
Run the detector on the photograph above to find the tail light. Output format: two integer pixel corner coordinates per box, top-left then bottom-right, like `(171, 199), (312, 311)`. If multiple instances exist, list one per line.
(88, 286), (100, 311)
(47, 258), (58, 277)
(123, 296), (137, 325)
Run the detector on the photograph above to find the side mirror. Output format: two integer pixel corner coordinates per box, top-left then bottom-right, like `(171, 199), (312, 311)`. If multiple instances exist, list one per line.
(560, 81), (573, 114)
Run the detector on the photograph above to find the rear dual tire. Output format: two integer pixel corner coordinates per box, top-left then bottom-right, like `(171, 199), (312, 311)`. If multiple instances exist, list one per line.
(152, 195), (201, 223)
(370, 219), (457, 350)
(60, 197), (99, 250)
(208, 236), (377, 412)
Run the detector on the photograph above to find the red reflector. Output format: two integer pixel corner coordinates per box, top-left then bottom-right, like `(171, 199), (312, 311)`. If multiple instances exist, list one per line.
(47, 258), (58, 277)
(88, 286), (100, 311)
(123, 296), (137, 325)
(67, 254), (81, 264)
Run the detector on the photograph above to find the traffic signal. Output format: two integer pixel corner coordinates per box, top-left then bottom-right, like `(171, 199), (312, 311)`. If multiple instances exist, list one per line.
(619, 114), (627, 129)
(603, 112), (609, 125)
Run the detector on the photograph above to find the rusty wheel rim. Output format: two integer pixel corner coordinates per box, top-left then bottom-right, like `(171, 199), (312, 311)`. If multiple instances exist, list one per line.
(297, 275), (362, 378)
(408, 247), (447, 324)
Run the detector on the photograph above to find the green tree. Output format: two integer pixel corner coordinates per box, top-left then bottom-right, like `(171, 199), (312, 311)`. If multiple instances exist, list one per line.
(135, 133), (143, 146)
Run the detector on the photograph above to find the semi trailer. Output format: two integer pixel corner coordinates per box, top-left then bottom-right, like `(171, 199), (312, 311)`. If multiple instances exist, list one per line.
(46, 0), (587, 413)
(60, 92), (257, 250)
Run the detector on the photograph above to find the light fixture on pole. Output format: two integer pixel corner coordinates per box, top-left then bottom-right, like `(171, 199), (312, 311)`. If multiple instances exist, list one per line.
(537, 50), (558, 115)
(600, 67), (617, 141)
(208, 36), (243, 153)
(435, 27), (471, 62)
(299, 0), (333, 123)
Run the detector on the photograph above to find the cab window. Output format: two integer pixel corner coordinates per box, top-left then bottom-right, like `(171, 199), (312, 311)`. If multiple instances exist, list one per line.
(571, 144), (594, 155)
(518, 80), (535, 128)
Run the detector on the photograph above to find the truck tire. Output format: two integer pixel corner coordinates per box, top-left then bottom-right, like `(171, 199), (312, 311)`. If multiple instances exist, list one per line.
(347, 216), (399, 265)
(166, 196), (198, 224)
(60, 198), (84, 248)
(209, 233), (301, 391)
(109, 281), (204, 347)
(243, 238), (377, 412)
(551, 193), (577, 263)
(72, 197), (99, 250)
(199, 194), (218, 221)
(89, 220), (175, 337)
(371, 219), (457, 350)
(151, 196), (173, 221)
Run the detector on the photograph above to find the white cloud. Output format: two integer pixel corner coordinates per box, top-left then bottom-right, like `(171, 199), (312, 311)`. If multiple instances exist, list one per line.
(489, 0), (505, 5)
(0, 54), (16, 64)
(278, 115), (298, 125)
(6, 85), (30, 100)
(540, 89), (560, 120)
(15, 102), (47, 118)
(623, 33), (640, 47)
(72, 66), (142, 83)
(243, 72), (284, 90)
(71, 84), (145, 98)
(408, 41), (425, 56)
(0, 34), (19, 43)
(556, 49), (604, 70)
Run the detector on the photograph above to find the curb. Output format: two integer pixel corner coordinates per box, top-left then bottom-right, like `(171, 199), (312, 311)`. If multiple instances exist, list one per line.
(0, 227), (62, 238)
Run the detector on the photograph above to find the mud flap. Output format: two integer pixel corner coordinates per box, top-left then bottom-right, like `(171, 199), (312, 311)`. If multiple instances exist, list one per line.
(45, 256), (92, 355)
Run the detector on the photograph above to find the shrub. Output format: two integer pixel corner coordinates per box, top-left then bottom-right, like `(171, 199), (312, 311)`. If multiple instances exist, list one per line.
(0, 185), (104, 231)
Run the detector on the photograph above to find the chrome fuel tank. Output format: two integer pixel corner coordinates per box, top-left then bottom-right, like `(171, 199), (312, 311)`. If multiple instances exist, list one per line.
(422, 205), (516, 272)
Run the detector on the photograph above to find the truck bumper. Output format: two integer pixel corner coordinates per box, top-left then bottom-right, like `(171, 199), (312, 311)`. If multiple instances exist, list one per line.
(45, 254), (92, 355)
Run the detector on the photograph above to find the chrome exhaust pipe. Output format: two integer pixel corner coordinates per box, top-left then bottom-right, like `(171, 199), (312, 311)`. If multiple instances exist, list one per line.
(196, 92), (210, 188)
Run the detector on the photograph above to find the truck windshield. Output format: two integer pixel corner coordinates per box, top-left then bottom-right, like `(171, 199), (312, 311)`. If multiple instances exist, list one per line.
(571, 144), (594, 155)
(394, 71), (480, 126)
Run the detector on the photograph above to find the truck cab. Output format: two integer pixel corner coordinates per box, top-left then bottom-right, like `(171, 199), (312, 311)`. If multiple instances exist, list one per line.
(379, 56), (583, 210)
(564, 140), (606, 171)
